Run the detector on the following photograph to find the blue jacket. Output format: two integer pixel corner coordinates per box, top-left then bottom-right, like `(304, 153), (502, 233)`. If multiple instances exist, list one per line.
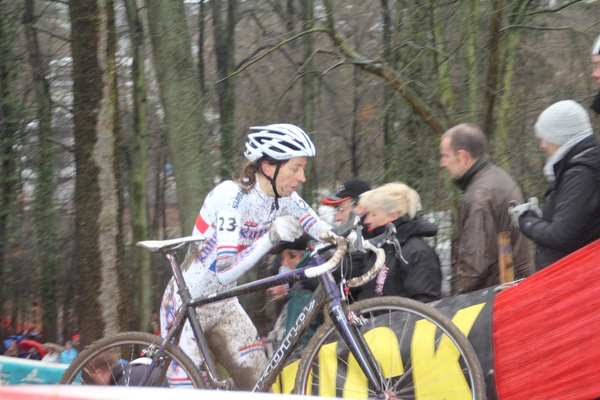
(59, 348), (78, 364)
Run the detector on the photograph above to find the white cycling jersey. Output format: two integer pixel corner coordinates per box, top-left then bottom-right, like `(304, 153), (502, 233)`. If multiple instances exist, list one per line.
(160, 177), (330, 389)
(193, 178), (330, 289)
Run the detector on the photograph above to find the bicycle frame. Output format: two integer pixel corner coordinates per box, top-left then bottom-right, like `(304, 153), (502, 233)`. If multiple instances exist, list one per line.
(155, 244), (387, 395)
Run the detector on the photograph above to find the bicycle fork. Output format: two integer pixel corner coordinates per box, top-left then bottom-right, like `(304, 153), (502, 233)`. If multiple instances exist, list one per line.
(322, 274), (391, 399)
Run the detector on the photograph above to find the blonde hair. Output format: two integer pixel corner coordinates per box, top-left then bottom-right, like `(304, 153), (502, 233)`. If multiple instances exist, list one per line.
(359, 182), (422, 220)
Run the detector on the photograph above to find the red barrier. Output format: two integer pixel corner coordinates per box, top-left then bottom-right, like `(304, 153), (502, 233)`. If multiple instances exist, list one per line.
(494, 239), (600, 399)
(0, 385), (314, 400)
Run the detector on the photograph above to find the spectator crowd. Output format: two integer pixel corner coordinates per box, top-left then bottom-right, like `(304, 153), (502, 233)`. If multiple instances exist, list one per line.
(1, 328), (80, 365)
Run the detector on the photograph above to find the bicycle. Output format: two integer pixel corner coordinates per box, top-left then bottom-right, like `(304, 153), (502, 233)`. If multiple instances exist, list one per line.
(60, 215), (486, 398)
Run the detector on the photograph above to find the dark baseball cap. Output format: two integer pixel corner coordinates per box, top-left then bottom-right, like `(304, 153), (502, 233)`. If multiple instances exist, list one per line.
(321, 179), (371, 206)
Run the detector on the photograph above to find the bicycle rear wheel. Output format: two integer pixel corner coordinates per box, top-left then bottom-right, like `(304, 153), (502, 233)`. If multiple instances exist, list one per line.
(59, 331), (206, 388)
(294, 297), (485, 399)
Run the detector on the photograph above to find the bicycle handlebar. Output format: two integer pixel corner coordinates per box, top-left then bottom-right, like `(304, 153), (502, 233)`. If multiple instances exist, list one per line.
(347, 240), (385, 288)
(303, 222), (392, 287)
(304, 230), (348, 278)
(346, 222), (396, 287)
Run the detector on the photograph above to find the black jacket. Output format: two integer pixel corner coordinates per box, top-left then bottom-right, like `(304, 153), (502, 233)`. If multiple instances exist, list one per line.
(350, 216), (442, 303)
(520, 135), (600, 270)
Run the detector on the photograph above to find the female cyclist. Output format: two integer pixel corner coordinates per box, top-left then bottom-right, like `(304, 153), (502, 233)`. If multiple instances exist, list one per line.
(159, 123), (331, 389)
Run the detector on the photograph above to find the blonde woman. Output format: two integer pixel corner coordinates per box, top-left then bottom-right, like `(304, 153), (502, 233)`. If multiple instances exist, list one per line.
(353, 182), (442, 302)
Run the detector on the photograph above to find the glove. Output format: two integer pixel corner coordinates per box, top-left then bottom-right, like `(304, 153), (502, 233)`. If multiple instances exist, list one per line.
(527, 197), (543, 218)
(263, 216), (303, 246)
(509, 197), (542, 228)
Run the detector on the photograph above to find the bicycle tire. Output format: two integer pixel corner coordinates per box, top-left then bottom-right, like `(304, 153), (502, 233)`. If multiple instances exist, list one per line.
(293, 296), (486, 399)
(59, 331), (206, 388)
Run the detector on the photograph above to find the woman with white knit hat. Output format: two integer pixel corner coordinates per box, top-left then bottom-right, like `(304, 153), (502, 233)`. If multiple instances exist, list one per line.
(509, 100), (600, 270)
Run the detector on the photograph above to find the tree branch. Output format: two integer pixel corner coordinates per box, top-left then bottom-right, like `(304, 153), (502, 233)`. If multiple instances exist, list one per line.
(523, 0), (584, 17)
(500, 24), (583, 34)
(47, 137), (74, 152)
(211, 27), (327, 89)
(322, 0), (444, 136)
(34, 25), (70, 43)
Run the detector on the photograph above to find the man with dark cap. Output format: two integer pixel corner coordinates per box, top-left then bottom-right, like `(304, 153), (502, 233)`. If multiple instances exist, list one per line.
(266, 233), (322, 349)
(321, 179), (371, 223)
(591, 34), (600, 114)
(509, 100), (600, 270)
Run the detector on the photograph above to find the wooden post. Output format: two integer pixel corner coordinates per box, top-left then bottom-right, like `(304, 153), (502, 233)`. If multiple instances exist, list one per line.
(498, 231), (515, 284)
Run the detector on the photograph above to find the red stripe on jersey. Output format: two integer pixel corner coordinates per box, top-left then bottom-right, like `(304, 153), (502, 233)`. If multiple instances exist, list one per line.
(196, 215), (209, 234)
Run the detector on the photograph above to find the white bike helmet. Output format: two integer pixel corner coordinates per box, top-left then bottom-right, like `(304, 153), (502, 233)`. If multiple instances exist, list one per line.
(244, 123), (316, 163)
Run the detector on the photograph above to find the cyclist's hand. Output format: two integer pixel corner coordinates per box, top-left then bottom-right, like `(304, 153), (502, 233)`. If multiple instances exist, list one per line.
(266, 216), (303, 245)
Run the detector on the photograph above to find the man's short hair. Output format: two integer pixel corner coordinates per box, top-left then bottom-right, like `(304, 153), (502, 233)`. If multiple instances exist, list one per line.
(444, 123), (487, 159)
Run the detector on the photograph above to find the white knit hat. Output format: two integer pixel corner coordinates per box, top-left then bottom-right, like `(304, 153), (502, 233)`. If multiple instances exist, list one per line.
(534, 100), (593, 146)
(592, 34), (600, 55)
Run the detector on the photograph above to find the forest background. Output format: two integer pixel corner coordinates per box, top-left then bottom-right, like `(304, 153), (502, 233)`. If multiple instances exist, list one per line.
(0, 0), (599, 346)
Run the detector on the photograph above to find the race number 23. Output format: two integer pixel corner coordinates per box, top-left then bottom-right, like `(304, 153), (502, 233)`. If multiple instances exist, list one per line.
(216, 212), (241, 249)
(218, 215), (238, 232)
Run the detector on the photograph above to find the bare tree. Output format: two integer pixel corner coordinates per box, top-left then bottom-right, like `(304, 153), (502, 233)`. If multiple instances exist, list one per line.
(69, 0), (127, 342)
(124, 0), (151, 333)
(145, 0), (214, 232)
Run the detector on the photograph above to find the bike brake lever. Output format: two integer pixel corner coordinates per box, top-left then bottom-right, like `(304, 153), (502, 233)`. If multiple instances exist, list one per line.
(331, 211), (361, 237)
(367, 223), (396, 248)
(355, 224), (366, 253)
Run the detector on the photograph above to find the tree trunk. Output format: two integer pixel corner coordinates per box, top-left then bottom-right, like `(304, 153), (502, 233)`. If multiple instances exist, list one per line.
(70, 0), (126, 343)
(381, 0), (392, 176)
(0, 1), (21, 318)
(480, 0), (505, 139)
(124, 0), (151, 333)
(197, 0), (209, 95)
(211, 0), (237, 181)
(301, 0), (316, 204)
(461, 0), (480, 122)
(145, 0), (214, 232)
(24, 0), (59, 343)
(431, 0), (454, 124)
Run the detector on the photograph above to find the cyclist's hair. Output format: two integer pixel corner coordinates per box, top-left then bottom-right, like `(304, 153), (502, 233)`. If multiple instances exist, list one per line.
(236, 156), (287, 193)
(88, 349), (119, 372)
(443, 123), (487, 159)
(359, 182), (422, 220)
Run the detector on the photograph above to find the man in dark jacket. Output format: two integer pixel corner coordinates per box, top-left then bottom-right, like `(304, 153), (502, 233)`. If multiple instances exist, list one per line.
(440, 123), (535, 295)
(510, 100), (600, 270)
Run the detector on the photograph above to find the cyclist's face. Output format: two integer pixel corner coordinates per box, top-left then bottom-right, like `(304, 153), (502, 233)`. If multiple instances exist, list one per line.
(271, 157), (307, 197)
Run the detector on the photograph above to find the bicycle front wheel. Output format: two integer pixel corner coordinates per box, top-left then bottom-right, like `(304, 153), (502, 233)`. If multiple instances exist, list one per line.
(294, 297), (485, 399)
(59, 331), (206, 388)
